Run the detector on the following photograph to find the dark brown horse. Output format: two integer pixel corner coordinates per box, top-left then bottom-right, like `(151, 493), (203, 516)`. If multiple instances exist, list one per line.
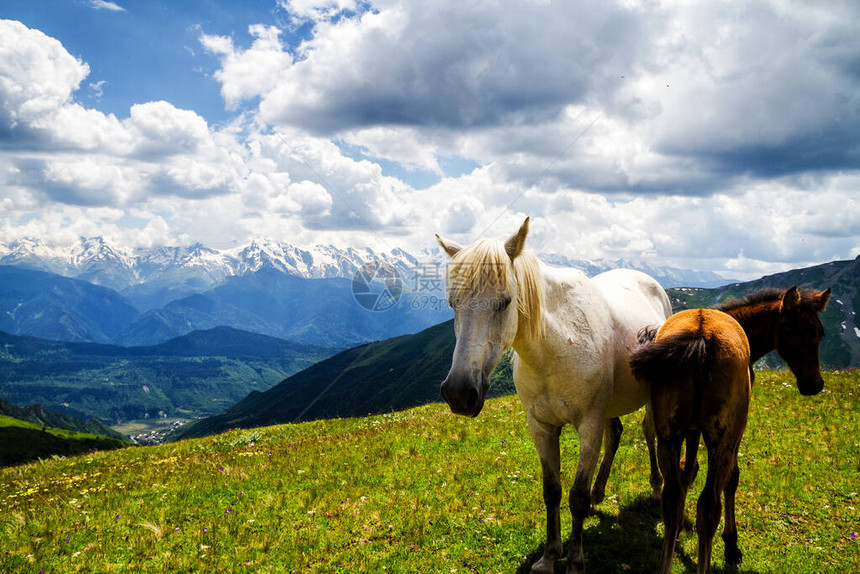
(665, 286), (833, 494)
(631, 309), (750, 574)
(631, 286), (831, 574)
(715, 286), (831, 395)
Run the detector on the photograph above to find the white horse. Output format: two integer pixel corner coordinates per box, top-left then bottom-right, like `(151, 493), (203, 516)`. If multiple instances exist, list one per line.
(436, 217), (672, 573)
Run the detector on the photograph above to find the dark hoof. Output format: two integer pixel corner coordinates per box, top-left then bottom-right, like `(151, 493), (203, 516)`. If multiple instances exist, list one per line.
(725, 546), (743, 564)
(530, 556), (555, 574)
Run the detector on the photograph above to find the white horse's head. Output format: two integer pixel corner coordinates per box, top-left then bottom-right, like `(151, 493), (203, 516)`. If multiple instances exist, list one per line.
(436, 217), (543, 417)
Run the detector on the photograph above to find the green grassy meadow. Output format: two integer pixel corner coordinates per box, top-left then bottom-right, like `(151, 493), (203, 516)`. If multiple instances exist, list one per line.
(1, 371), (857, 573)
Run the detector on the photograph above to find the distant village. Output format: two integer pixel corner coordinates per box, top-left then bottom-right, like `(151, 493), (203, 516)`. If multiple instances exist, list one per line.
(129, 419), (189, 445)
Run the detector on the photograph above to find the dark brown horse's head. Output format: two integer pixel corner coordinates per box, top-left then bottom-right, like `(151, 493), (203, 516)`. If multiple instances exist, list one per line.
(774, 286), (831, 396)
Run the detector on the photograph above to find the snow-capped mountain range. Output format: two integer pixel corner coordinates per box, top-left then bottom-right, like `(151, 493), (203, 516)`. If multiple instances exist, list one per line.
(1, 236), (732, 286)
(0, 237), (434, 312)
(0, 236), (741, 351)
(0, 236), (732, 305)
(0, 236), (424, 293)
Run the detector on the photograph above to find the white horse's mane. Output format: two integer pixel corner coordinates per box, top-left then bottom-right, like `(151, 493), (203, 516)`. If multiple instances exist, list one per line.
(446, 238), (545, 340)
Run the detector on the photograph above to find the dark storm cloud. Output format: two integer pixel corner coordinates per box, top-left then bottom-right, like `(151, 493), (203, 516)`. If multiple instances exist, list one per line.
(257, 1), (657, 134)
(244, 1), (860, 197)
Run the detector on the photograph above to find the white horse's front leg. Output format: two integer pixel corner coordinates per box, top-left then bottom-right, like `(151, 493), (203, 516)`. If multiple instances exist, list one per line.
(527, 415), (563, 574)
(567, 414), (604, 574)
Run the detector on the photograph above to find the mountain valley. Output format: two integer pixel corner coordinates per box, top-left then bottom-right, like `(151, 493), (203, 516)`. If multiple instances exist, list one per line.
(0, 327), (336, 425)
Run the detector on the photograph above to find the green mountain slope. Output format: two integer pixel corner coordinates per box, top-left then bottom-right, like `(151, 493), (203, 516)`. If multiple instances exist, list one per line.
(0, 397), (124, 440)
(173, 320), (513, 439)
(669, 255), (860, 367)
(0, 328), (337, 424)
(0, 414), (128, 467)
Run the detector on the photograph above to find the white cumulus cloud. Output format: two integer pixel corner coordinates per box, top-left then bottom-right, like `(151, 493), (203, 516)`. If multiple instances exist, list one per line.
(88, 1), (125, 12)
(2, 1), (859, 281)
(200, 25), (293, 110)
(0, 20), (90, 130)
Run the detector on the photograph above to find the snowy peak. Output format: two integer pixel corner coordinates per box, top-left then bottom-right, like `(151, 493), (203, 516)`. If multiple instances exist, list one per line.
(1, 236), (134, 273)
(230, 239), (419, 279)
(1, 238), (65, 273)
(136, 243), (231, 272)
(71, 237), (135, 270)
(233, 237), (296, 274)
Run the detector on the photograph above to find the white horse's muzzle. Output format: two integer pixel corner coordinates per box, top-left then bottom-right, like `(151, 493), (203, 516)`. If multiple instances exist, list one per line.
(440, 371), (489, 418)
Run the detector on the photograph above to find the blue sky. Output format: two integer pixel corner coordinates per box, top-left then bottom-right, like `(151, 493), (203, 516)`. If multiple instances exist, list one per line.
(2, 1), (296, 123)
(1, 0), (859, 279)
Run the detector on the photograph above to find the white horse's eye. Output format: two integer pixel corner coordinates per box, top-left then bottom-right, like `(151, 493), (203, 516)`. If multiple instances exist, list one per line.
(497, 297), (512, 311)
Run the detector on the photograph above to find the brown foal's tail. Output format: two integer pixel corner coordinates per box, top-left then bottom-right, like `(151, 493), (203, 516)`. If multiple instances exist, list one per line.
(629, 330), (710, 389)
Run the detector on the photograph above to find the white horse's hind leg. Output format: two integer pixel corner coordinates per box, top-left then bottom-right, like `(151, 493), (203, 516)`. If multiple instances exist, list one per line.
(527, 416), (563, 574)
(590, 417), (622, 506)
(567, 414), (604, 574)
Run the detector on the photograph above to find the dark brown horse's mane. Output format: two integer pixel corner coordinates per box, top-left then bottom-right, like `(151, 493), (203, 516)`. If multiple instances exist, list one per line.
(715, 287), (819, 313)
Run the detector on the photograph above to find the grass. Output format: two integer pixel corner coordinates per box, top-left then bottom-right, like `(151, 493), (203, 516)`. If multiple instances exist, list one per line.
(0, 371), (857, 573)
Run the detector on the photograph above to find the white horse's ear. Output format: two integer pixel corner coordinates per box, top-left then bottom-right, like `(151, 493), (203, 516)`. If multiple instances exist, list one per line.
(505, 217), (530, 260)
(436, 234), (462, 258)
